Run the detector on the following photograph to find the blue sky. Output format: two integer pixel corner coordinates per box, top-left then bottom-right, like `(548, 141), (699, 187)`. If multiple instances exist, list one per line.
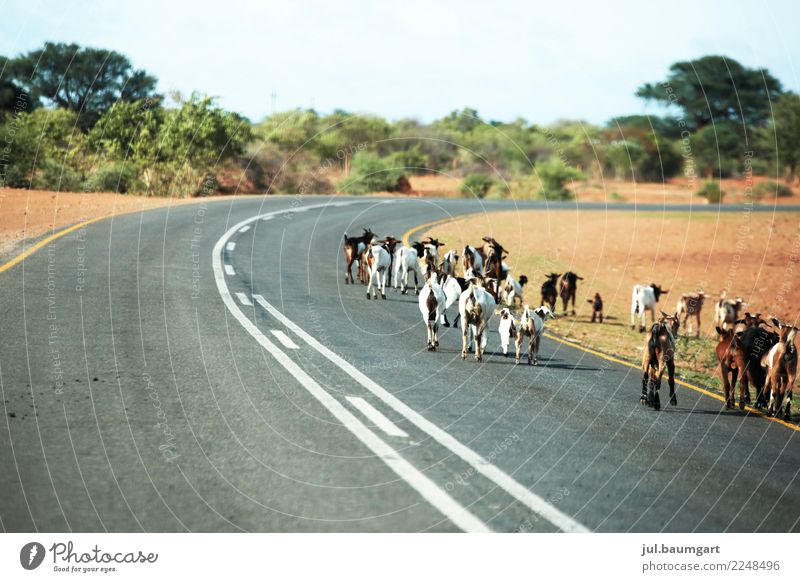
(2, 0), (798, 124)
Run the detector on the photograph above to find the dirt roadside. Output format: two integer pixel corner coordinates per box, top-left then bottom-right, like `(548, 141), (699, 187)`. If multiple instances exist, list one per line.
(0, 188), (231, 261)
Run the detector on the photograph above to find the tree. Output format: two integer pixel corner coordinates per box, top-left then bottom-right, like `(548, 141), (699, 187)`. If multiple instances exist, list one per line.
(8, 42), (158, 129)
(256, 109), (321, 153)
(160, 94), (251, 168)
(0, 55), (31, 116)
(0, 108), (86, 189)
(765, 92), (800, 182)
(535, 159), (585, 200)
(438, 108), (483, 133)
(88, 98), (164, 163)
(317, 112), (390, 173)
(691, 121), (742, 178)
(336, 151), (403, 194)
(636, 55), (782, 129)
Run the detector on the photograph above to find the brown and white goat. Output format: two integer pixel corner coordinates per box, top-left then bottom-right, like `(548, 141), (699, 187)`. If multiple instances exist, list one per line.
(458, 282), (496, 362)
(714, 292), (745, 331)
(640, 311), (679, 410)
(507, 305), (553, 365)
(676, 291), (705, 337)
(763, 318), (798, 419)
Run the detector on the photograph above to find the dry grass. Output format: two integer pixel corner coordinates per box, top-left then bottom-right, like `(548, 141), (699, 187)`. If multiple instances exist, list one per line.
(424, 208), (800, 394)
(0, 188), (219, 258)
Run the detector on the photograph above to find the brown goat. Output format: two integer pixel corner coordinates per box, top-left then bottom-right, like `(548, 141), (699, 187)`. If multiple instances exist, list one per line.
(559, 272), (583, 315)
(715, 326), (739, 409)
(587, 293), (604, 323)
(343, 228), (375, 285)
(540, 273), (561, 311)
(640, 312), (680, 410)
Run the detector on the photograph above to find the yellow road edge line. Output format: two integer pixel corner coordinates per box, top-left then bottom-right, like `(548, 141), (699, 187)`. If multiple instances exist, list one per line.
(402, 216), (800, 434)
(0, 216), (108, 275)
(0, 193), (261, 275)
(401, 215), (476, 247)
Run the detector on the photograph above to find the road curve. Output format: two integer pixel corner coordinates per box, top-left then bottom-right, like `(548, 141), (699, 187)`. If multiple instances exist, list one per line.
(0, 195), (798, 533)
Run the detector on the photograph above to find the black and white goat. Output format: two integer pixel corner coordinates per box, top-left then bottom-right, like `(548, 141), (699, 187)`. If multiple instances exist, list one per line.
(418, 272), (446, 351)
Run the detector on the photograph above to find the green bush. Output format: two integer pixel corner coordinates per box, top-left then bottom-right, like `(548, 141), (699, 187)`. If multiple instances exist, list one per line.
(460, 173), (496, 198)
(536, 159), (585, 200)
(84, 163), (140, 193)
(753, 181), (793, 199)
(387, 145), (427, 174)
(33, 159), (83, 191)
(336, 152), (404, 194)
(697, 180), (724, 203)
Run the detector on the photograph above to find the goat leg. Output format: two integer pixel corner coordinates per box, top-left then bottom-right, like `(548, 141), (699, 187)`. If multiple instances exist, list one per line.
(739, 373), (750, 410)
(667, 360), (677, 406)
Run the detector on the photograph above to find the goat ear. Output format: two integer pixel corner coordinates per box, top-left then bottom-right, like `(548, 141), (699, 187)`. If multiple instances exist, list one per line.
(661, 310), (669, 317)
(716, 326), (725, 335)
(734, 319), (745, 325)
(772, 317), (781, 327)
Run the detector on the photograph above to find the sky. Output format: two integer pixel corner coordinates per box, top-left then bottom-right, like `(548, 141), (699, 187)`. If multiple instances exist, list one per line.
(1, 0), (798, 125)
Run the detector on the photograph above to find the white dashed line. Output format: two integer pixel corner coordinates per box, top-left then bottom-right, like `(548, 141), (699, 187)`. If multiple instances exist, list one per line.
(226, 242), (236, 252)
(235, 292), (252, 306)
(224, 264), (235, 276)
(252, 292), (589, 533)
(347, 396), (408, 437)
(261, 216), (274, 222)
(239, 225), (251, 233)
(211, 213), (488, 532)
(270, 329), (299, 349)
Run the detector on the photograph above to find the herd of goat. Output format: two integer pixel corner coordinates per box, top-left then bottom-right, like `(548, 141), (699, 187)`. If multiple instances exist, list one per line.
(342, 229), (798, 420)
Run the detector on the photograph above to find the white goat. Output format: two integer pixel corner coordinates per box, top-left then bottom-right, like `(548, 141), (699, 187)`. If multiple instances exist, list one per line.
(514, 305), (553, 365)
(418, 272), (447, 351)
(630, 283), (668, 332)
(497, 308), (517, 356)
(458, 283), (496, 361)
(439, 273), (467, 328)
(393, 246), (424, 295)
(365, 243), (391, 300)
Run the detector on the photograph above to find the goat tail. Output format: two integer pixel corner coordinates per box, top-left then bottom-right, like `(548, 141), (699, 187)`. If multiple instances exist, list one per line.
(426, 292), (438, 322)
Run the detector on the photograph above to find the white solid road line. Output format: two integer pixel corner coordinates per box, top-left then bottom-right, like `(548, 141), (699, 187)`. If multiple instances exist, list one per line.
(235, 292), (252, 306)
(226, 242), (236, 251)
(261, 216), (274, 222)
(224, 264), (235, 276)
(270, 329), (299, 349)
(239, 225), (251, 233)
(253, 273), (590, 534)
(213, 204), (489, 533)
(346, 396), (409, 438)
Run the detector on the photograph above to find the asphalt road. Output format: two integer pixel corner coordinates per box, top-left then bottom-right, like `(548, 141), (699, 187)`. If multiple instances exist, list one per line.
(1, 195), (798, 533)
